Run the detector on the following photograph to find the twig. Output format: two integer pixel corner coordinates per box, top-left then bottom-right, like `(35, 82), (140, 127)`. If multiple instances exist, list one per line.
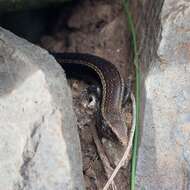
(91, 121), (117, 190)
(103, 93), (136, 190)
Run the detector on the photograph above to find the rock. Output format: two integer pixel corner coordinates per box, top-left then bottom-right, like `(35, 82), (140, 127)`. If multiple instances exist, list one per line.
(0, 27), (85, 190)
(135, 0), (190, 189)
(68, 2), (113, 29)
(96, 14), (130, 80)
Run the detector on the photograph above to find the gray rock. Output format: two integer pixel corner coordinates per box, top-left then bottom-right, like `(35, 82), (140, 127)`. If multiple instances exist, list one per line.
(136, 0), (190, 189)
(0, 27), (85, 190)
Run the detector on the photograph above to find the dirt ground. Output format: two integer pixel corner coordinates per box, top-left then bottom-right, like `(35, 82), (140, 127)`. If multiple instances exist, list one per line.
(40, 0), (133, 189)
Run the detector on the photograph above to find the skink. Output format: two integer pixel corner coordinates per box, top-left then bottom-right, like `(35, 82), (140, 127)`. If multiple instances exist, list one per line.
(52, 52), (128, 145)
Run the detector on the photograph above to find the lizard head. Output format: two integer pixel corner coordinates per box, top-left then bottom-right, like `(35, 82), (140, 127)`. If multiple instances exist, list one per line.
(101, 113), (128, 146)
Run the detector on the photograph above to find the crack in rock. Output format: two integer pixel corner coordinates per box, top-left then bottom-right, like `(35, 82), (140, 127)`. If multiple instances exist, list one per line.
(17, 117), (43, 190)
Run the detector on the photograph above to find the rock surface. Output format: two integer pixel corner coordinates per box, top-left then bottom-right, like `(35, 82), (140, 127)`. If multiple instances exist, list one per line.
(136, 0), (190, 189)
(0, 27), (84, 190)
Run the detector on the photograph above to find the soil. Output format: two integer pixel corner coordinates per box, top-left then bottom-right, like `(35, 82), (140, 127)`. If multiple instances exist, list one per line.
(40, 0), (134, 189)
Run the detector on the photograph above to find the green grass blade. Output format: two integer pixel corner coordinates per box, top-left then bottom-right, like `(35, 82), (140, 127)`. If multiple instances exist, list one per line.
(123, 1), (141, 190)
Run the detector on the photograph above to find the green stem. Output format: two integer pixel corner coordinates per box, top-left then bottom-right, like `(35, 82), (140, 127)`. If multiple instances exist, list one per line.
(123, 1), (141, 190)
